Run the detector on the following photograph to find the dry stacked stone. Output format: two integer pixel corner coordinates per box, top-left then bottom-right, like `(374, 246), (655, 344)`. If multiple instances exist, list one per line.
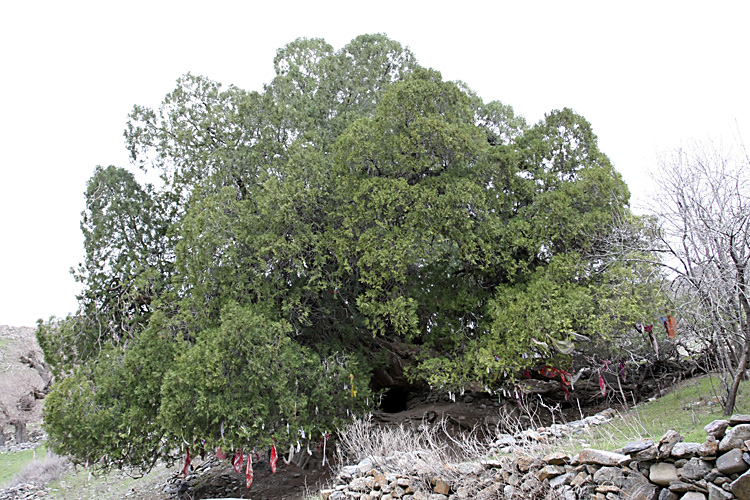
(0, 483), (49, 500)
(324, 414), (750, 500)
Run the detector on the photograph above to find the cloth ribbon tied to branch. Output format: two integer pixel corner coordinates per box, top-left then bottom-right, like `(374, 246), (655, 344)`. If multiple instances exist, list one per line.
(232, 450), (244, 474)
(270, 444), (278, 474)
(538, 365), (572, 400)
(661, 315), (678, 338)
(182, 449), (192, 478)
(245, 453), (254, 488)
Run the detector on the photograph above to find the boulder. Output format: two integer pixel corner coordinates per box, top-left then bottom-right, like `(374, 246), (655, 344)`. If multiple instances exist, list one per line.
(705, 420), (730, 438)
(633, 445), (659, 461)
(658, 490), (679, 500)
(700, 436), (720, 457)
(707, 482), (734, 500)
(549, 472), (574, 488)
(433, 478), (450, 495)
(513, 455), (536, 472)
(667, 481), (691, 493)
(620, 471), (659, 500)
(538, 464), (565, 481)
(671, 442), (702, 458)
(544, 452), (570, 465)
(681, 457), (713, 481)
(730, 415), (750, 426)
(680, 492), (707, 500)
(657, 430), (683, 459)
(623, 439), (656, 455)
(570, 471), (589, 487)
(732, 468), (750, 500)
(579, 448), (631, 466)
(649, 462), (679, 486)
(594, 466), (625, 487)
(348, 477), (372, 492)
(719, 424), (750, 452)
(717, 448), (750, 475)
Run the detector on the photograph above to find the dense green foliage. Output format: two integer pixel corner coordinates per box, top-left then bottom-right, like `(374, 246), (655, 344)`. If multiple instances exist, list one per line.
(38, 34), (665, 470)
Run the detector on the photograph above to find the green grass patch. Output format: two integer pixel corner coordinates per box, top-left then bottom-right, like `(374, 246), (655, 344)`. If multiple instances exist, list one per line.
(0, 444), (47, 488)
(575, 374), (749, 452)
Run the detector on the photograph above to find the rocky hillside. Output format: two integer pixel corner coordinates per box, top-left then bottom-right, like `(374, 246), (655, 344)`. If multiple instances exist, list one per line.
(0, 325), (48, 448)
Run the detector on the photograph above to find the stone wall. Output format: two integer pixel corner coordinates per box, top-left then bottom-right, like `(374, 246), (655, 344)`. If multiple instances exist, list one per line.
(323, 414), (750, 500)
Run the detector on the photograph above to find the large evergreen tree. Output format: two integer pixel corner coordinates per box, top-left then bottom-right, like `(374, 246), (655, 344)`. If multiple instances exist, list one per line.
(38, 34), (662, 471)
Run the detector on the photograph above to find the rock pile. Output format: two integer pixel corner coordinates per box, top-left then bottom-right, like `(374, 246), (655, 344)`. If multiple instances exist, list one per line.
(0, 483), (49, 500)
(324, 414), (750, 500)
(0, 429), (46, 454)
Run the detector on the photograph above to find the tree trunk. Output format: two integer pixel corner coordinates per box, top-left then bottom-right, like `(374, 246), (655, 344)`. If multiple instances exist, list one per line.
(11, 420), (27, 444)
(724, 337), (750, 416)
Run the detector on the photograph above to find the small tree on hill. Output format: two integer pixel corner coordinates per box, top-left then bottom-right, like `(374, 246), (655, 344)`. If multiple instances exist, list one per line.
(651, 139), (750, 415)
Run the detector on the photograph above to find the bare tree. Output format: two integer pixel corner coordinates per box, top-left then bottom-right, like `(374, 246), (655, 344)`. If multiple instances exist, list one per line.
(0, 326), (50, 445)
(651, 139), (750, 415)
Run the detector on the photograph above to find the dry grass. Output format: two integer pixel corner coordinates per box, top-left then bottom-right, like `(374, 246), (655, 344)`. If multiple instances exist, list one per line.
(337, 416), (489, 472)
(10, 450), (69, 487)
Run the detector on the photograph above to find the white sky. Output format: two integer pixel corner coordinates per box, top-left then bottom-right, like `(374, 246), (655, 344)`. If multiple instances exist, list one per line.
(1, 1), (748, 327)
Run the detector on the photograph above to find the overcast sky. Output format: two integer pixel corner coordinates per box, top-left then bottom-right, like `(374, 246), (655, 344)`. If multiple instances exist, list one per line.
(1, 1), (748, 327)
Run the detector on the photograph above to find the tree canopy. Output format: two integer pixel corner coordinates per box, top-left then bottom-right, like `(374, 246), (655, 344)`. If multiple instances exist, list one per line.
(38, 34), (664, 470)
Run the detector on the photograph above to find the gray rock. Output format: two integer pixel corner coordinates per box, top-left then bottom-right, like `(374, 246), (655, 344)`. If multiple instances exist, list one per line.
(657, 430), (683, 458)
(579, 448), (632, 466)
(720, 424), (750, 452)
(538, 464), (565, 480)
(681, 457), (713, 480)
(620, 471), (658, 500)
(658, 489), (679, 500)
(561, 485), (577, 500)
(357, 457), (375, 472)
(717, 448), (750, 475)
(732, 468), (750, 500)
(649, 462), (679, 486)
(349, 477), (371, 492)
(708, 482), (734, 500)
(634, 446), (659, 461)
(544, 451), (570, 465)
(667, 481), (692, 493)
(454, 485), (471, 499)
(671, 442), (702, 458)
(623, 439), (656, 454)
(549, 472), (574, 489)
(700, 436), (720, 457)
(730, 415), (750, 426)
(494, 433), (516, 447)
(595, 466), (625, 487)
(705, 420), (730, 437)
(681, 492), (707, 500)
(570, 471), (589, 487)
(340, 465), (359, 478)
